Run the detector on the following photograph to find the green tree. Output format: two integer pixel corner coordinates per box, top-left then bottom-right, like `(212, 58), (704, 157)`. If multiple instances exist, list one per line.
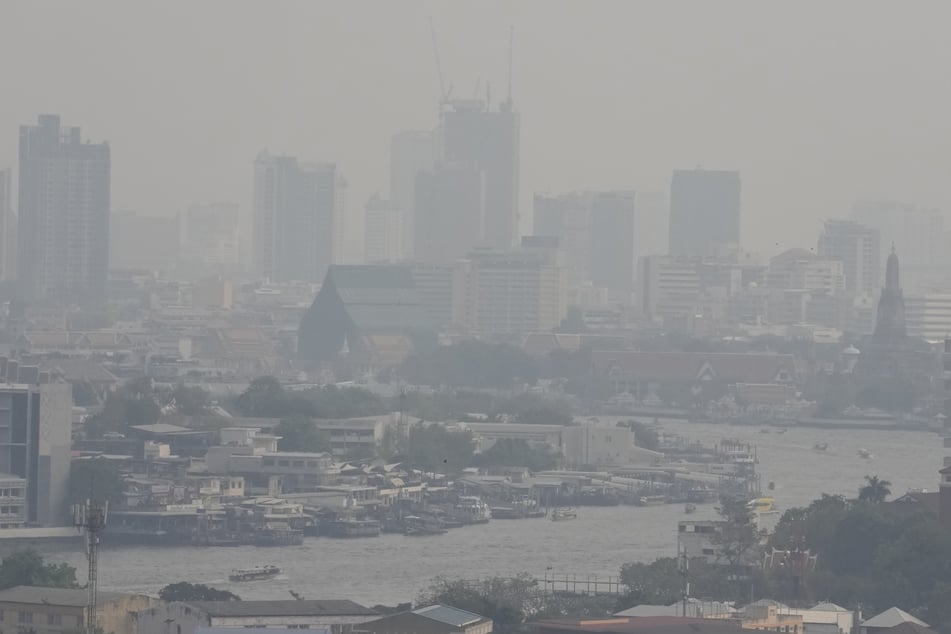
(858, 475), (892, 503)
(67, 459), (125, 509)
(474, 439), (558, 472)
(303, 385), (386, 419)
(618, 558), (682, 605)
(84, 379), (161, 437)
(0, 550), (78, 590)
(617, 420), (659, 450)
(166, 384), (212, 415)
(234, 377), (314, 418)
(417, 574), (539, 634)
(274, 418), (331, 453)
(556, 306), (587, 333)
(406, 424), (474, 473)
(159, 582), (240, 601)
(712, 496), (760, 568)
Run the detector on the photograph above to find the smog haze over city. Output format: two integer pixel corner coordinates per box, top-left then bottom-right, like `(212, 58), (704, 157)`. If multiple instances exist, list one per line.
(3, 3), (951, 634)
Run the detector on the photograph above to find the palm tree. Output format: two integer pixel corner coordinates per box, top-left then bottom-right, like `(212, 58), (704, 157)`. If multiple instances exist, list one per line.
(858, 475), (892, 503)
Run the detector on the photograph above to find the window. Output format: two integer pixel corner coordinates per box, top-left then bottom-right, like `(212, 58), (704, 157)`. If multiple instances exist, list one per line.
(48, 614), (62, 626)
(18, 612), (32, 624)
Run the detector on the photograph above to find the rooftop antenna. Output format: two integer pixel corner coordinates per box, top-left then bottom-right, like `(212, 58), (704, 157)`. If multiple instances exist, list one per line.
(73, 491), (108, 634)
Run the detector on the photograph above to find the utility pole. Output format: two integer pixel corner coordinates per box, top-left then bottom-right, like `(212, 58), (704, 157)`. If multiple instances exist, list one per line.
(678, 542), (689, 617)
(73, 498), (108, 634)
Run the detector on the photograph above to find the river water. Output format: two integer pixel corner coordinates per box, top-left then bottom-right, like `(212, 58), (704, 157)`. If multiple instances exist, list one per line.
(42, 421), (947, 604)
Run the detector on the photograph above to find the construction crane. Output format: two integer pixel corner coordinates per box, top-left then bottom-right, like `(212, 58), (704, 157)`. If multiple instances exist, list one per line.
(429, 17), (452, 107)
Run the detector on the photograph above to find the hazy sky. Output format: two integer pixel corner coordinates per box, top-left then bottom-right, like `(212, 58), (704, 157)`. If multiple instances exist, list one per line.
(2, 1), (950, 259)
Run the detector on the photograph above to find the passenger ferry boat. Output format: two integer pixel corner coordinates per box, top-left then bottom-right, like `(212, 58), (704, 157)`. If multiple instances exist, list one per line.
(637, 495), (667, 507)
(229, 565), (281, 582)
(551, 508), (577, 521)
(746, 496), (776, 513)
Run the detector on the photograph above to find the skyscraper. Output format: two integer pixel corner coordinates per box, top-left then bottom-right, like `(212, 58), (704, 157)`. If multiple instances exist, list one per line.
(817, 220), (881, 295)
(0, 168), (14, 280)
(390, 130), (435, 258)
(253, 152), (342, 282)
(588, 191), (636, 294)
(532, 190), (635, 301)
(874, 247), (906, 342)
(364, 194), (402, 263)
(440, 99), (520, 250)
(668, 169), (740, 257)
(414, 162), (485, 263)
(18, 115), (110, 304)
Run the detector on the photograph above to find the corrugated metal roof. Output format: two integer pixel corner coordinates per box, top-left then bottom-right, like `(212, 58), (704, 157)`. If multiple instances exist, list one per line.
(190, 600), (377, 618)
(413, 604), (485, 627)
(0, 586), (125, 606)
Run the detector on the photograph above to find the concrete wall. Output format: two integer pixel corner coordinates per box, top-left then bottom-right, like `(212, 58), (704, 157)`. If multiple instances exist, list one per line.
(39, 382), (72, 526)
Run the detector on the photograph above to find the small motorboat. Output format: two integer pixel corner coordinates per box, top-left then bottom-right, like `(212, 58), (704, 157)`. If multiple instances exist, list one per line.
(857, 448), (874, 459)
(813, 442), (828, 451)
(684, 503), (697, 514)
(229, 565), (281, 582)
(551, 508), (578, 521)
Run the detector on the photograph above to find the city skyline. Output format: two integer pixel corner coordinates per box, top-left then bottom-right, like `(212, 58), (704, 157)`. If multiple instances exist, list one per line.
(3, 2), (951, 259)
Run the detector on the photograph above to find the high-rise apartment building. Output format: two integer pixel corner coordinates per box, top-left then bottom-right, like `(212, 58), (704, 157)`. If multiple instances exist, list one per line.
(766, 249), (846, 294)
(390, 130), (435, 258)
(0, 169), (14, 280)
(441, 99), (519, 250)
(364, 195), (402, 263)
(668, 169), (740, 257)
(254, 152), (342, 282)
(817, 220), (881, 295)
(414, 162), (485, 263)
(457, 238), (567, 337)
(533, 190), (635, 302)
(18, 115), (110, 304)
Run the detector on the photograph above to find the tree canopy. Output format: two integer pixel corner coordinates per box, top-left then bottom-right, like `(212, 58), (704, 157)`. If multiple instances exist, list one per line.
(474, 439), (559, 472)
(233, 377), (386, 419)
(0, 550), (77, 590)
(273, 418), (331, 453)
(858, 475), (892, 503)
(159, 582), (240, 601)
(406, 424), (474, 473)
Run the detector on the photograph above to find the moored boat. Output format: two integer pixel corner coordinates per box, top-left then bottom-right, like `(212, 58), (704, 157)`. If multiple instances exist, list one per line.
(684, 503), (697, 514)
(551, 508), (577, 521)
(229, 565), (281, 582)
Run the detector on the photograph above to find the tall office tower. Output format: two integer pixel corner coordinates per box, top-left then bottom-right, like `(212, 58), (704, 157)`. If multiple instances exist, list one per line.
(633, 191), (668, 264)
(364, 194), (402, 263)
(668, 169), (741, 257)
(183, 202), (240, 275)
(414, 162), (485, 263)
(589, 191), (636, 294)
(390, 130), (435, 258)
(110, 210), (180, 272)
(441, 98), (520, 250)
(533, 191), (635, 301)
(851, 200), (944, 290)
(253, 152), (342, 282)
(18, 115), (110, 305)
(533, 192), (591, 296)
(817, 219), (881, 295)
(0, 169), (14, 280)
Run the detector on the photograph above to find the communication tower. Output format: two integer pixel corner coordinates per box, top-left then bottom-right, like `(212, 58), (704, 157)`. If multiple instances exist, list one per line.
(73, 499), (108, 634)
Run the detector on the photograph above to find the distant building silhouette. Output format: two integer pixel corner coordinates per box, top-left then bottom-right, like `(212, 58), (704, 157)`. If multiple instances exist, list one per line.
(817, 220), (881, 295)
(18, 115), (110, 305)
(414, 162), (485, 263)
(440, 98), (519, 251)
(253, 152), (343, 282)
(668, 169), (740, 257)
(0, 169), (14, 280)
(873, 246), (906, 342)
(182, 202), (240, 276)
(364, 195), (402, 263)
(390, 130), (435, 258)
(533, 190), (635, 303)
